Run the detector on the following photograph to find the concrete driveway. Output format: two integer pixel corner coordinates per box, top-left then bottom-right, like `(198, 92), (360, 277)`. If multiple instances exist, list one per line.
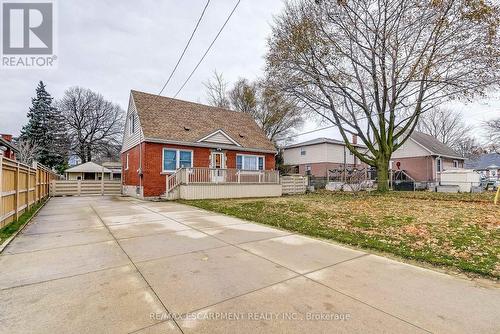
(0, 196), (498, 334)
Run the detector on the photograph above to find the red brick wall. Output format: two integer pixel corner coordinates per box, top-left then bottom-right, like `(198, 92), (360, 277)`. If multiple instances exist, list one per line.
(392, 156), (434, 181)
(123, 142), (276, 197)
(226, 150), (275, 170)
(121, 143), (143, 186)
(393, 156), (464, 182)
(142, 143), (213, 197)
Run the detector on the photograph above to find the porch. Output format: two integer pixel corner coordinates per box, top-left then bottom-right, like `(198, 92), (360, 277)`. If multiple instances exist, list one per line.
(165, 167), (282, 200)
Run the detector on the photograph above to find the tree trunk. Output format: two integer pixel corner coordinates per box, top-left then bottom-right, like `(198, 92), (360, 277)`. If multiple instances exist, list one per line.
(86, 145), (92, 162)
(376, 157), (390, 192)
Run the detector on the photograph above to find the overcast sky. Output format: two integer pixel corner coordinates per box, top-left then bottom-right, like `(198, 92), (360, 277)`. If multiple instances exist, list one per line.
(1, 0), (498, 144)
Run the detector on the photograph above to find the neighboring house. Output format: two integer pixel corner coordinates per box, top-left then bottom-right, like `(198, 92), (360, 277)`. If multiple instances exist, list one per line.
(0, 134), (18, 160)
(121, 90), (279, 199)
(391, 130), (465, 182)
(283, 137), (365, 177)
(465, 153), (500, 180)
(64, 161), (117, 180)
(102, 161), (122, 180)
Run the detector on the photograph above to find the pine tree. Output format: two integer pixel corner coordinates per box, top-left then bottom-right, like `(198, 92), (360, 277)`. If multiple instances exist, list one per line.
(20, 81), (69, 169)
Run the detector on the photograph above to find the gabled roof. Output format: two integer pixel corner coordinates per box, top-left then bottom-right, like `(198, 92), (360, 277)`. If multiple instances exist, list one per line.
(130, 90), (276, 153)
(409, 130), (463, 159)
(465, 153), (500, 170)
(284, 137), (366, 149)
(65, 161), (112, 173)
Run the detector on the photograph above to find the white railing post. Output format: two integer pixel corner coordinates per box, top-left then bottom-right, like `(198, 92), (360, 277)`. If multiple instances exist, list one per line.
(166, 173), (170, 194)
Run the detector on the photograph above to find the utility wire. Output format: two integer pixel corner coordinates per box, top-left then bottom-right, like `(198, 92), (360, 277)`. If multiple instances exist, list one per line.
(276, 105), (492, 141)
(157, 0), (211, 97)
(140, 0), (211, 113)
(173, 0), (242, 98)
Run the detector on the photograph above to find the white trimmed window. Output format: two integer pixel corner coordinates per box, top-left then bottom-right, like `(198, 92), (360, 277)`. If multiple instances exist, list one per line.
(236, 154), (265, 171)
(163, 148), (193, 172)
(453, 160), (459, 168)
(125, 153), (129, 170)
(300, 147), (306, 156)
(436, 157), (442, 173)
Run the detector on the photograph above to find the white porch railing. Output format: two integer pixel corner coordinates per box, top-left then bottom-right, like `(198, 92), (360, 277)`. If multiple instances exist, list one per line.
(166, 167), (280, 194)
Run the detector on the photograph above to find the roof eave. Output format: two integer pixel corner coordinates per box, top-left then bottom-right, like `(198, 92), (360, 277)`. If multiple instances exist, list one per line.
(284, 140), (366, 149)
(144, 137), (277, 154)
(432, 154), (466, 160)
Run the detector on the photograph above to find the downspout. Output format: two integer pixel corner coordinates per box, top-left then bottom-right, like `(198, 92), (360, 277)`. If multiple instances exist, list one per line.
(139, 130), (143, 197)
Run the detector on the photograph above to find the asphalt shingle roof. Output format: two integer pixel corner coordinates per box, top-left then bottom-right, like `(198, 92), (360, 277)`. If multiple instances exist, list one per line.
(131, 90), (276, 152)
(65, 162), (112, 173)
(410, 130), (463, 159)
(284, 137), (365, 149)
(465, 153), (500, 169)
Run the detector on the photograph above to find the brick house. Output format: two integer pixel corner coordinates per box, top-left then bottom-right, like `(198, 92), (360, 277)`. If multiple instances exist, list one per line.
(121, 90), (280, 199)
(283, 137), (366, 177)
(391, 130), (465, 182)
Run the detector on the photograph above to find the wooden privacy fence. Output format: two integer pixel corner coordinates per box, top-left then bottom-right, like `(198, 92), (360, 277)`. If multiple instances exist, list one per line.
(0, 154), (57, 229)
(50, 180), (122, 196)
(281, 175), (308, 194)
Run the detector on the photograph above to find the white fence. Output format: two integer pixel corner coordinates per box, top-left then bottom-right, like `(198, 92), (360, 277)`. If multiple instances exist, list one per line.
(166, 167), (281, 200)
(281, 175), (308, 194)
(50, 180), (121, 196)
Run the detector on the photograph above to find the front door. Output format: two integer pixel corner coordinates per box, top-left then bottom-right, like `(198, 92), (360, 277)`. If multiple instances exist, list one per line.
(211, 152), (225, 183)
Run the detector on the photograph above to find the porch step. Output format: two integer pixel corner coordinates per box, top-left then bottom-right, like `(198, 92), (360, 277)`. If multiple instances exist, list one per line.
(165, 187), (180, 200)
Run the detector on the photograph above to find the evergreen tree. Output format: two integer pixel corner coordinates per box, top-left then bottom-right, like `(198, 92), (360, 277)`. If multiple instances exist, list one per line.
(20, 81), (69, 169)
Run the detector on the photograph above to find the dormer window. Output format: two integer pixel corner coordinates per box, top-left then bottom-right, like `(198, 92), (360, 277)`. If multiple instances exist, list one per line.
(184, 126), (191, 131)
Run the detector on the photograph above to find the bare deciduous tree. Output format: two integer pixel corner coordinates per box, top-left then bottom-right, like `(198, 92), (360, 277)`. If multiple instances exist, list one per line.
(229, 78), (257, 113)
(204, 70), (231, 108)
(455, 136), (484, 159)
(57, 87), (124, 163)
(417, 108), (472, 151)
(485, 118), (500, 153)
(228, 78), (303, 141)
(266, 0), (500, 191)
(15, 138), (40, 166)
(257, 83), (303, 141)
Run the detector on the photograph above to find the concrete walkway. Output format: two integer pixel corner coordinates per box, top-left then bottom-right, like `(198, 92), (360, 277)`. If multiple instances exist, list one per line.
(0, 196), (498, 334)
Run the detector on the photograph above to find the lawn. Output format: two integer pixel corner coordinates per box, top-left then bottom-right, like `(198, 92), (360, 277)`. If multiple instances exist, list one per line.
(182, 191), (500, 279)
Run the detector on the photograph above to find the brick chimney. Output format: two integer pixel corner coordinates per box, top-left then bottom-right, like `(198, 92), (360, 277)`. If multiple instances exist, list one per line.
(0, 134), (16, 159)
(352, 134), (358, 145)
(0, 134), (13, 142)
